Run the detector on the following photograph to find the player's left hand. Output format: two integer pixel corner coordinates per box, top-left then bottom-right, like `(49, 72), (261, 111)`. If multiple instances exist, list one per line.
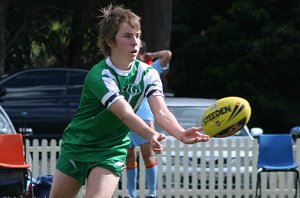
(179, 127), (210, 144)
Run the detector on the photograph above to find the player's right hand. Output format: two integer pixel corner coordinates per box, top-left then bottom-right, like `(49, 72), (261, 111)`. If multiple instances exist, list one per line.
(151, 132), (165, 154)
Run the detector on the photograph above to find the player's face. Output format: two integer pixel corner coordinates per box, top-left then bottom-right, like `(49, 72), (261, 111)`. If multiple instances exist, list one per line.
(110, 24), (141, 68)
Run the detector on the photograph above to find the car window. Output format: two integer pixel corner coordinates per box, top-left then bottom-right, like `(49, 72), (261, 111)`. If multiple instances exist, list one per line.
(67, 71), (87, 95)
(68, 71), (87, 86)
(170, 106), (204, 129)
(2, 70), (68, 88)
(155, 106), (206, 135)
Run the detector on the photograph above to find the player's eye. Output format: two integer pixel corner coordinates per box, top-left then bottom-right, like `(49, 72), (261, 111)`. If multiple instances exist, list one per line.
(135, 33), (141, 39)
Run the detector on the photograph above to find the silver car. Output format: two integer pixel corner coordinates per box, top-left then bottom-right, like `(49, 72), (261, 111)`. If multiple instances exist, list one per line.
(0, 105), (17, 134)
(156, 97), (261, 189)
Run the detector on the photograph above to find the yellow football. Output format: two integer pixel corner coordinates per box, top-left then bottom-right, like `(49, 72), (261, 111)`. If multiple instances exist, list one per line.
(201, 96), (251, 138)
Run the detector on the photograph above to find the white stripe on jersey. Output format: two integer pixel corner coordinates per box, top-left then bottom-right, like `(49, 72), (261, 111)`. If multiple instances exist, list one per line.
(130, 61), (148, 111)
(102, 69), (119, 93)
(101, 68), (123, 108)
(131, 61), (164, 111)
(144, 68), (163, 97)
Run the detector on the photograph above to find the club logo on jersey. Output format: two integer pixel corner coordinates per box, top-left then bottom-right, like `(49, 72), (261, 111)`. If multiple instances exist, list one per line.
(125, 83), (141, 96)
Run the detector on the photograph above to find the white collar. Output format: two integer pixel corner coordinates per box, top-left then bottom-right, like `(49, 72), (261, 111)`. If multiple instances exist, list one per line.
(105, 57), (133, 76)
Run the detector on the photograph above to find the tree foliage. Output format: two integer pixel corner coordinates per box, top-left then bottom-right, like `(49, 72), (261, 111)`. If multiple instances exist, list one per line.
(5, 0), (103, 71)
(4, 0), (170, 70)
(169, 0), (300, 132)
(3, 0), (300, 132)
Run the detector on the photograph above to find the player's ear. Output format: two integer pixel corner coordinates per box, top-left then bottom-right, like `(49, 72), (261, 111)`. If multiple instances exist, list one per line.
(106, 39), (115, 48)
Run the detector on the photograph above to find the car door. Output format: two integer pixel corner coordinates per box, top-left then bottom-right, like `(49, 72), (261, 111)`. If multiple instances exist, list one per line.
(66, 69), (88, 121)
(0, 69), (69, 138)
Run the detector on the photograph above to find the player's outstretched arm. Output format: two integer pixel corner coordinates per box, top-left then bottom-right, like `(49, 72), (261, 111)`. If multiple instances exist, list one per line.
(109, 98), (165, 153)
(148, 95), (210, 144)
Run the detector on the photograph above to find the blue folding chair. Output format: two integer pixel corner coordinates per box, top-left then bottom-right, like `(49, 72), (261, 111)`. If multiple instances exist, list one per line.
(255, 134), (300, 198)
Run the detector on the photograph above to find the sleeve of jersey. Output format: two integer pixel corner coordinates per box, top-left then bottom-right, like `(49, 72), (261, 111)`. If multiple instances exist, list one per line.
(152, 59), (170, 74)
(144, 68), (164, 98)
(89, 69), (124, 109)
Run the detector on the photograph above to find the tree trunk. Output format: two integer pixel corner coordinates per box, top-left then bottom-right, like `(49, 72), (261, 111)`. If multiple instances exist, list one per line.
(0, 0), (10, 75)
(68, 0), (99, 68)
(139, 0), (173, 92)
(141, 0), (173, 51)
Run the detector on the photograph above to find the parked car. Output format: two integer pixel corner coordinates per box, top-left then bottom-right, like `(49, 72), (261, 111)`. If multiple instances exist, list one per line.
(290, 126), (300, 141)
(0, 68), (88, 139)
(156, 97), (262, 189)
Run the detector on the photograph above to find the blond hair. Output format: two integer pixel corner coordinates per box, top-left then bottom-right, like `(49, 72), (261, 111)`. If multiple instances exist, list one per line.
(98, 4), (141, 56)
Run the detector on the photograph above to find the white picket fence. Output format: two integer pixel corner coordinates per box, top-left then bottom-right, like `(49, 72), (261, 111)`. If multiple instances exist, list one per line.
(25, 138), (300, 198)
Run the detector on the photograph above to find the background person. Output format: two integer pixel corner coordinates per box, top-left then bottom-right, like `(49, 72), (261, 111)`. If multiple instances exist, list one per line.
(50, 4), (210, 198)
(126, 41), (172, 198)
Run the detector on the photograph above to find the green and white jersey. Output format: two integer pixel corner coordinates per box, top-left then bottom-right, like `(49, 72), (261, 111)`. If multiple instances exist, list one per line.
(61, 57), (163, 162)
